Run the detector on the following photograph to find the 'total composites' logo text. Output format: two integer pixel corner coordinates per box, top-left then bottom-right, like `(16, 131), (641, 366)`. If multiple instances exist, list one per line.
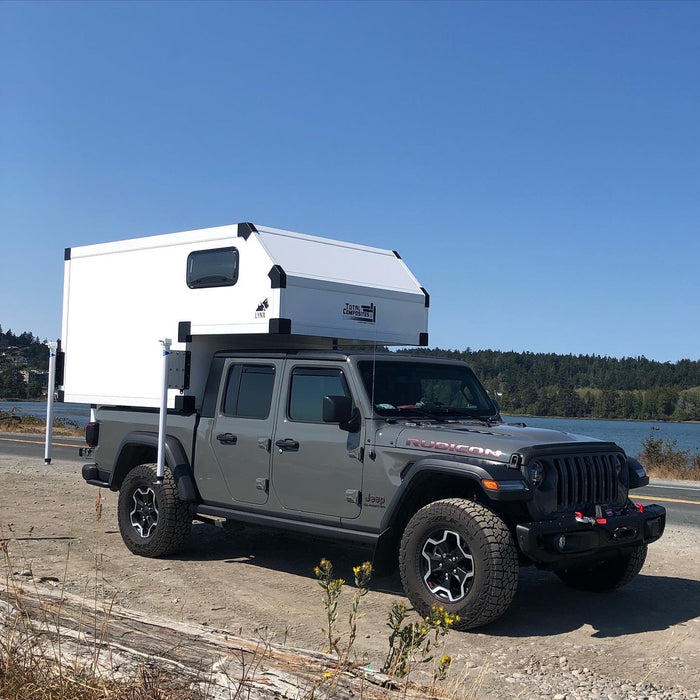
(343, 302), (377, 324)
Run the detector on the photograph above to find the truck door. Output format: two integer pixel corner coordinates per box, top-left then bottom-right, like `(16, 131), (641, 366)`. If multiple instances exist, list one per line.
(210, 360), (282, 505)
(271, 363), (363, 519)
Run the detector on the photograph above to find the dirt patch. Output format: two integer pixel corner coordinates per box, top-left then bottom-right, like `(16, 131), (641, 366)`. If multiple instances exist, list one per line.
(1, 451), (699, 698)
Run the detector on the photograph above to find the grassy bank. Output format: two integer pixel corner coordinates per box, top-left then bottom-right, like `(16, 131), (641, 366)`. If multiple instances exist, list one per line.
(639, 431), (700, 481)
(0, 408), (83, 438)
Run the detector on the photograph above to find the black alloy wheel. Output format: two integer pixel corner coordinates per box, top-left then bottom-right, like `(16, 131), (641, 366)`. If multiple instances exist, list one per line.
(117, 463), (192, 558)
(399, 498), (518, 630)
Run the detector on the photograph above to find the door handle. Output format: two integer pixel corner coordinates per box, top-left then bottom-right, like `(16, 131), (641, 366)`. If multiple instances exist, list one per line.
(216, 433), (238, 445)
(275, 438), (299, 453)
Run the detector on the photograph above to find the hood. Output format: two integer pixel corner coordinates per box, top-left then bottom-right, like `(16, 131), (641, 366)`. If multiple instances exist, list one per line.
(375, 420), (605, 464)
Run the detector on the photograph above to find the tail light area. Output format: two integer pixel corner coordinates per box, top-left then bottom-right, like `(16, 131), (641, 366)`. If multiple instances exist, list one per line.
(85, 421), (99, 448)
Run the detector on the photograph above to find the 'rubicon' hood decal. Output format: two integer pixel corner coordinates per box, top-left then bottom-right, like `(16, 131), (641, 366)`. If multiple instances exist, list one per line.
(377, 421), (604, 464)
(405, 437), (507, 459)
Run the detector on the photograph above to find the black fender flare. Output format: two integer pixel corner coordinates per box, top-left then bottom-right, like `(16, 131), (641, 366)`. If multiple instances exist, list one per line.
(380, 455), (527, 531)
(111, 431), (200, 502)
(371, 456), (527, 576)
(627, 456), (649, 489)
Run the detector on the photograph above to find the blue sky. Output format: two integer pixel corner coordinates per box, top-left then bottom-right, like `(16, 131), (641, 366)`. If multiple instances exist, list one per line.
(1, 1), (698, 362)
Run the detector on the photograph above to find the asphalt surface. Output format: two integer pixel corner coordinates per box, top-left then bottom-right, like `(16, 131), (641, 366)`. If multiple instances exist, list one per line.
(1, 432), (699, 528)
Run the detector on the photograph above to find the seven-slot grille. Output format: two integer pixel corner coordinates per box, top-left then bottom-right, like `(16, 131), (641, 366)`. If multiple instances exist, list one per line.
(547, 451), (625, 511)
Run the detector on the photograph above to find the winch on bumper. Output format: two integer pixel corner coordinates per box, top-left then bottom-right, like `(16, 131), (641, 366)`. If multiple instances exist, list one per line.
(515, 502), (666, 565)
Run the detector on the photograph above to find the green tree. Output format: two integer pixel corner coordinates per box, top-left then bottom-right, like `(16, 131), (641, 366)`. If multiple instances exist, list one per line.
(596, 389), (620, 419)
(555, 387), (581, 417)
(0, 368), (27, 399)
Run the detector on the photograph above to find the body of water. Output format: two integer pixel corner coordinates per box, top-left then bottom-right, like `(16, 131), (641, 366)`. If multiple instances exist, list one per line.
(502, 415), (700, 458)
(2, 401), (699, 459)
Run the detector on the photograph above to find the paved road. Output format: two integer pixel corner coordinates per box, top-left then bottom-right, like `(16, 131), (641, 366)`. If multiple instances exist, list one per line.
(1, 432), (699, 528)
(634, 480), (700, 527)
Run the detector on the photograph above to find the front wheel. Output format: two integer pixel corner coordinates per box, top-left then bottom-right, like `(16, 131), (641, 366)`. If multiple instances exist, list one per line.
(555, 545), (647, 592)
(399, 498), (518, 630)
(117, 463), (192, 557)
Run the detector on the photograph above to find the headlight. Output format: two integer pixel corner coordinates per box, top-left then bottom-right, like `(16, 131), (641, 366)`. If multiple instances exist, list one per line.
(528, 461), (544, 488)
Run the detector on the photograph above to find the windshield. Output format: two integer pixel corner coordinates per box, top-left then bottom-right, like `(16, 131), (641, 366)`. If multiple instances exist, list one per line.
(357, 360), (497, 418)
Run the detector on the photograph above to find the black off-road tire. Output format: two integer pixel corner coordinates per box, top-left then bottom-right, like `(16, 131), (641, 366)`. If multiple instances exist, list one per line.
(555, 544), (647, 592)
(399, 498), (518, 630)
(117, 463), (192, 558)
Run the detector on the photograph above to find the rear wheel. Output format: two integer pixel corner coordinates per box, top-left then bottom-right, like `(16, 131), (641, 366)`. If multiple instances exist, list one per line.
(399, 498), (518, 630)
(555, 545), (647, 592)
(118, 463), (192, 557)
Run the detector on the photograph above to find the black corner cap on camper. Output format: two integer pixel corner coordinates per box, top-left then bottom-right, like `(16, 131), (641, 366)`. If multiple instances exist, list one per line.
(178, 321), (192, 343)
(392, 250), (402, 259)
(237, 222), (258, 240)
(268, 265), (287, 289)
(175, 395), (196, 414)
(64, 248), (72, 261)
(421, 287), (430, 308)
(419, 332), (429, 346)
(269, 318), (292, 334)
(55, 345), (65, 388)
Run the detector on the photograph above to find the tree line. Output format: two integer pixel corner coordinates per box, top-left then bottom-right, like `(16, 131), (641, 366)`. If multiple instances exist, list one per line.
(0, 325), (50, 399)
(3, 323), (699, 420)
(401, 348), (700, 422)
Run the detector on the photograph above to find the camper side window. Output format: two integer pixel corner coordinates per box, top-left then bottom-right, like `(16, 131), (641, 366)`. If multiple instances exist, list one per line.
(222, 365), (275, 419)
(288, 367), (350, 423)
(187, 247), (239, 288)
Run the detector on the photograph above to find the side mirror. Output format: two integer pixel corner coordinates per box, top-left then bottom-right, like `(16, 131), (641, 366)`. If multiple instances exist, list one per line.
(323, 395), (360, 432)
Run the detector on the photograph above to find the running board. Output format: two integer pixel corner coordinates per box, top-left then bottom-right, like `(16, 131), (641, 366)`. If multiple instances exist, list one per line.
(195, 504), (378, 546)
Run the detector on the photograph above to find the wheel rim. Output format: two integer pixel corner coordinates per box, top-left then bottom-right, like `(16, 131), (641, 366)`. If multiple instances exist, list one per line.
(420, 528), (474, 603)
(130, 486), (159, 538)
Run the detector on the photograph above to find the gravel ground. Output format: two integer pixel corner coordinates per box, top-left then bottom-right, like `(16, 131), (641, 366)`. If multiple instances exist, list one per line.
(1, 450), (699, 699)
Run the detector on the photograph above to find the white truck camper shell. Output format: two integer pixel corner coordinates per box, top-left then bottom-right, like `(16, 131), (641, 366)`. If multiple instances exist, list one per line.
(59, 222), (429, 409)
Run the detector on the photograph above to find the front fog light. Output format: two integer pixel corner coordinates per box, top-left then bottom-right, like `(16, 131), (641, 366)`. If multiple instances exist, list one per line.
(528, 461), (544, 488)
(557, 535), (567, 551)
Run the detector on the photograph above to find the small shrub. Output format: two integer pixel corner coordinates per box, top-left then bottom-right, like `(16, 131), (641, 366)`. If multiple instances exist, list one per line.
(381, 602), (457, 680)
(640, 429), (700, 480)
(314, 558), (345, 657)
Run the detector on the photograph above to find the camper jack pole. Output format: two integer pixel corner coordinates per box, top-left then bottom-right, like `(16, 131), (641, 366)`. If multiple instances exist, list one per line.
(156, 338), (171, 483)
(44, 341), (58, 465)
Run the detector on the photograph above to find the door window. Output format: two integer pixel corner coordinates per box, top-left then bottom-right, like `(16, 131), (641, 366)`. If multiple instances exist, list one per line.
(222, 365), (275, 419)
(288, 367), (350, 423)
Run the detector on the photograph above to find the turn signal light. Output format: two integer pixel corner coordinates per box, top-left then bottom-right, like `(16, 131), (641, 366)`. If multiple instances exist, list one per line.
(482, 479), (499, 491)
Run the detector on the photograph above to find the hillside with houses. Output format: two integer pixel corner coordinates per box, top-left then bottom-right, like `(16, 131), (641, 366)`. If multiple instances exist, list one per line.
(0, 326), (50, 399)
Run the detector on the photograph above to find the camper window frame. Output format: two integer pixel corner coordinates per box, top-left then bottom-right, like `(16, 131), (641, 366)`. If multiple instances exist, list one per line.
(186, 246), (240, 289)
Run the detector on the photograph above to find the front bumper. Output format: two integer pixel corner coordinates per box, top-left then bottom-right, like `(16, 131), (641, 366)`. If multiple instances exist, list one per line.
(516, 503), (666, 565)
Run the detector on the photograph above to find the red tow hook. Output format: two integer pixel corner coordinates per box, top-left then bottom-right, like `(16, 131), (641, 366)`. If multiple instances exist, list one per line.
(635, 503), (645, 513)
(575, 511), (607, 525)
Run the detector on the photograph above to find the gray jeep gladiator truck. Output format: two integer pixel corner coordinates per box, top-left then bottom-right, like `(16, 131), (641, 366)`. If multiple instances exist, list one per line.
(81, 351), (666, 629)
